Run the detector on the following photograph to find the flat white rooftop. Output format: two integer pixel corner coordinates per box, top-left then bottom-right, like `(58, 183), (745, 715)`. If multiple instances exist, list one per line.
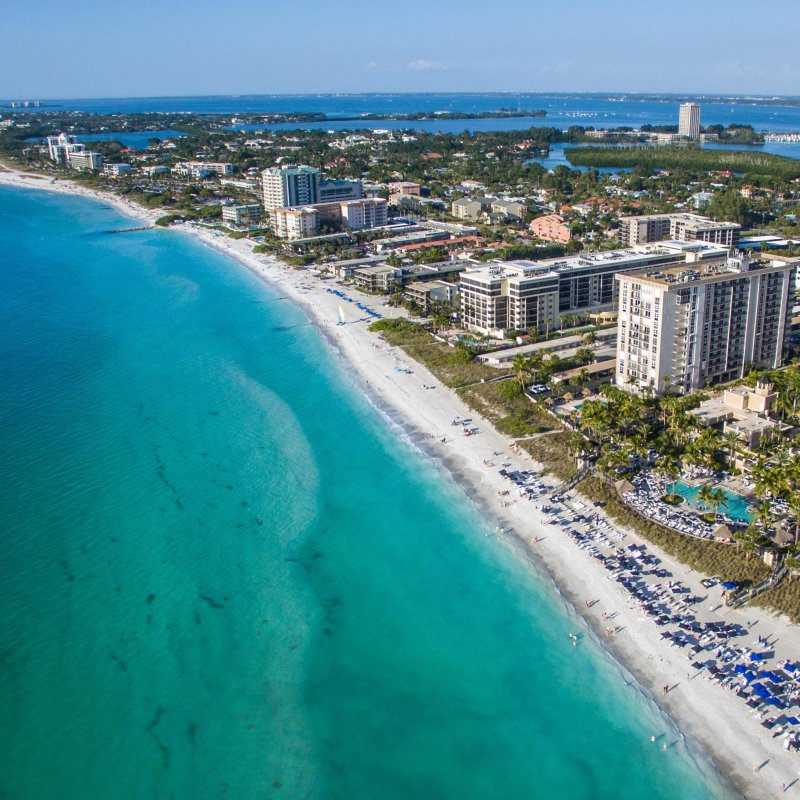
(463, 241), (728, 283)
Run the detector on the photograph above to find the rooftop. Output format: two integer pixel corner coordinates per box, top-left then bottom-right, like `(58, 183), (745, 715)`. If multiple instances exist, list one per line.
(632, 253), (798, 286)
(620, 212), (741, 230)
(463, 241), (728, 285)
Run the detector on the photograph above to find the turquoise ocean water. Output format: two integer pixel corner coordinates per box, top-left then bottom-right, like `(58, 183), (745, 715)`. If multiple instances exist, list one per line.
(0, 187), (734, 799)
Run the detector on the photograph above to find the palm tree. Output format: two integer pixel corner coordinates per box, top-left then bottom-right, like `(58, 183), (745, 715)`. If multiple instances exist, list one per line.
(512, 354), (532, 390)
(755, 501), (776, 544)
(784, 545), (800, 573)
(565, 431), (588, 463)
(735, 524), (767, 559)
(788, 492), (800, 547)
(722, 430), (741, 466)
(709, 488), (728, 520)
(697, 484), (716, 516)
(655, 458), (681, 498)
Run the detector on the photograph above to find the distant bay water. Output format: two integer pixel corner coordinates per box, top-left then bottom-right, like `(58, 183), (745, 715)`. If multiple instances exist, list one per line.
(17, 92), (797, 161)
(9, 92), (800, 131)
(0, 186), (734, 799)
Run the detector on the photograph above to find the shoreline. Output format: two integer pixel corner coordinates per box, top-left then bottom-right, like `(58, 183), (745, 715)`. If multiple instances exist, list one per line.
(2, 165), (798, 798)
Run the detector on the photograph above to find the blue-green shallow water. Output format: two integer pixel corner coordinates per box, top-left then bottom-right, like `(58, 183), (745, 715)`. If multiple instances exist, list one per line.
(0, 186), (734, 800)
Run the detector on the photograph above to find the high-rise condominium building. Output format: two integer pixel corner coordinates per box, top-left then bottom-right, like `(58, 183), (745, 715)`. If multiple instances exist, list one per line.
(261, 165), (320, 210)
(616, 253), (797, 395)
(46, 132), (77, 162)
(46, 132), (103, 170)
(678, 102), (701, 140)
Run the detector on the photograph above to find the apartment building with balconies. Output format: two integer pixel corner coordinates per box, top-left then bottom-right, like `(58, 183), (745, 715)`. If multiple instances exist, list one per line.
(615, 253), (797, 395)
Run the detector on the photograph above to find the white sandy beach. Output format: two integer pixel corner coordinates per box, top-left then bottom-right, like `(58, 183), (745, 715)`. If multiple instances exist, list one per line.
(4, 165), (800, 798)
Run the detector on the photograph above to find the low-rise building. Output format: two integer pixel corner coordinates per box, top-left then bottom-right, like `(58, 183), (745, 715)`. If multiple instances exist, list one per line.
(530, 214), (572, 243)
(618, 213), (740, 248)
(491, 199), (526, 220)
(174, 162), (235, 179)
(373, 230), (448, 252)
(451, 198), (484, 221)
(219, 178), (260, 191)
(403, 280), (458, 312)
(460, 241), (729, 338)
(690, 380), (790, 449)
(222, 204), (263, 227)
(103, 163), (132, 177)
(352, 265), (403, 293)
(387, 180), (421, 196)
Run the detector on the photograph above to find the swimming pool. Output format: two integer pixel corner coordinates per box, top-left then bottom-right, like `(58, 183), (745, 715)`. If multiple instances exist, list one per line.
(672, 481), (754, 523)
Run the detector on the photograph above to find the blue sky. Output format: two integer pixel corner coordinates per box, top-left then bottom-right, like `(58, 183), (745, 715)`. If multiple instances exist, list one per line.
(2, 0), (799, 98)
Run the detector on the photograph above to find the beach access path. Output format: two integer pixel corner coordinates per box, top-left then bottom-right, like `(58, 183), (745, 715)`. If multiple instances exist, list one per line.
(3, 165), (800, 799)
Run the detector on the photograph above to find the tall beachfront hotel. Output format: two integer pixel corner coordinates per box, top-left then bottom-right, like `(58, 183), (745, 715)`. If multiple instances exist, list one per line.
(261, 164), (364, 211)
(261, 165), (321, 210)
(678, 102), (701, 140)
(615, 252), (797, 395)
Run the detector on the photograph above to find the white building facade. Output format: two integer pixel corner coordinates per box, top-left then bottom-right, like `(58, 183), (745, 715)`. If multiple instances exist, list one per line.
(678, 102), (701, 140)
(618, 214), (740, 248)
(262, 165), (320, 210)
(616, 253), (797, 395)
(459, 242), (728, 338)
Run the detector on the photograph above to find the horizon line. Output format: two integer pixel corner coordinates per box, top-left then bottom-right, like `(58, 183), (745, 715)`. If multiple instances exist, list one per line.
(3, 90), (800, 103)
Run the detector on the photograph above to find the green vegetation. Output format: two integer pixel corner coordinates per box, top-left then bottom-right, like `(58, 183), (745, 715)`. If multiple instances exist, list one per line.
(516, 431), (579, 482)
(369, 316), (800, 614)
(565, 146), (800, 180)
(754, 575), (800, 623)
(155, 214), (181, 226)
(456, 380), (558, 438)
(704, 190), (751, 225)
(368, 318), (497, 387)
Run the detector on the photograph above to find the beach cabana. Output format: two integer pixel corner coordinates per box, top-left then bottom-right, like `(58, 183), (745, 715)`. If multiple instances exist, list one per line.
(713, 523), (734, 542)
(615, 479), (636, 497)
